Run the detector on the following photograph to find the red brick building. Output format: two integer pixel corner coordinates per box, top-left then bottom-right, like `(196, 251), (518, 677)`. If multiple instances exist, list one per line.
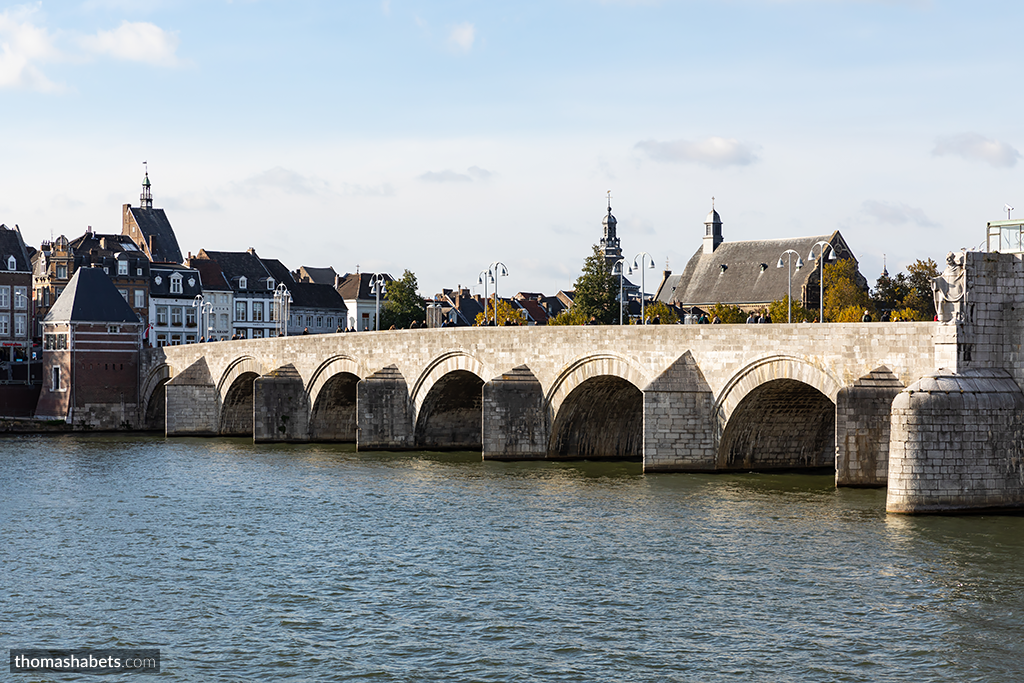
(35, 267), (143, 428)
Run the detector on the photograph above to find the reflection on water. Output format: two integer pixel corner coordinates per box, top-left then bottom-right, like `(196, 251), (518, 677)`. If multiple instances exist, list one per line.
(2, 435), (1024, 682)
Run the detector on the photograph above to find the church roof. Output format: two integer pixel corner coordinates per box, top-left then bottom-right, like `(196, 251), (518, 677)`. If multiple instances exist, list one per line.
(128, 207), (183, 264)
(656, 231), (855, 308)
(45, 267), (141, 323)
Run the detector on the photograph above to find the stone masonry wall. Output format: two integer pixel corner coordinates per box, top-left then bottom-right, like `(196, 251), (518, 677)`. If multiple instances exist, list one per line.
(356, 365), (414, 450)
(835, 367), (904, 487)
(482, 366), (548, 459)
(254, 364), (310, 443)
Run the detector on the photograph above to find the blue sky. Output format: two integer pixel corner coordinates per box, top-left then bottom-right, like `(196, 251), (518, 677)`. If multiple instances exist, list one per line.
(1, 0), (1021, 297)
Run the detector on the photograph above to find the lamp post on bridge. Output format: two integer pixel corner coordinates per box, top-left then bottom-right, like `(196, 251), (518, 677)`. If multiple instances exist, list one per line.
(632, 252), (655, 324)
(612, 257), (631, 325)
(776, 249), (804, 323)
(489, 261), (508, 325)
(370, 273), (387, 331)
(192, 295), (213, 343)
(477, 268), (492, 325)
(273, 282), (292, 337)
(807, 241), (835, 323)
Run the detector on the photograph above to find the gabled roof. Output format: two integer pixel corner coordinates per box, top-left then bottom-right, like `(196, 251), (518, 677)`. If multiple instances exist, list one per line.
(0, 224), (31, 272)
(515, 298), (549, 324)
(69, 232), (142, 255)
(128, 207), (183, 264)
(150, 264), (202, 299)
(295, 266), (337, 285)
(188, 258), (231, 292)
(658, 231), (856, 307)
(197, 249), (274, 293)
(336, 272), (394, 301)
(45, 267), (140, 323)
(259, 258), (295, 286)
(288, 282), (348, 312)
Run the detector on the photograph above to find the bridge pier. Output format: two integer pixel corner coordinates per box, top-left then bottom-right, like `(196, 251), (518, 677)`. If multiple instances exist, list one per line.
(254, 364), (309, 443)
(164, 358), (219, 436)
(835, 367), (903, 487)
(356, 365), (415, 450)
(482, 365), (548, 460)
(641, 352), (716, 472)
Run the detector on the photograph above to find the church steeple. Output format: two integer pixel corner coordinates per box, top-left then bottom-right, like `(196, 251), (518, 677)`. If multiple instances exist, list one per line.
(140, 162), (153, 210)
(703, 196), (723, 254)
(601, 190), (622, 265)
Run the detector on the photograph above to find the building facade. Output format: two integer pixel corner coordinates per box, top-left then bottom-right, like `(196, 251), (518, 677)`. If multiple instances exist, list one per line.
(0, 224), (33, 377)
(149, 264), (203, 347)
(194, 249), (278, 339)
(336, 272), (393, 331)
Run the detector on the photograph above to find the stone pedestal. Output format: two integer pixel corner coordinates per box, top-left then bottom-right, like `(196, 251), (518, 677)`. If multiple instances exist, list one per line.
(164, 357), (219, 436)
(887, 368), (1024, 513)
(254, 364), (310, 443)
(835, 366), (903, 487)
(642, 352), (716, 472)
(356, 365), (414, 451)
(482, 365), (548, 460)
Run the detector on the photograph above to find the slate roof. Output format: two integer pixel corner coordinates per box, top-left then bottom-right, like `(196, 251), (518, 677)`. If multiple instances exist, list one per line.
(128, 207), (183, 264)
(198, 250), (274, 293)
(259, 258), (295, 286)
(45, 267), (141, 323)
(0, 224), (32, 272)
(288, 282), (348, 312)
(150, 264), (203, 299)
(189, 258), (231, 292)
(656, 231), (857, 308)
(295, 266), (337, 286)
(337, 272), (394, 301)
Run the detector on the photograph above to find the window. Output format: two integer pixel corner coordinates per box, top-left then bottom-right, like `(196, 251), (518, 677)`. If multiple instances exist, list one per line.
(118, 260), (128, 275)
(156, 333), (167, 347)
(170, 334), (181, 346)
(170, 275), (182, 294)
(306, 315), (313, 327)
(361, 312), (369, 330)
(171, 307), (182, 326)
(14, 314), (26, 337)
(235, 301), (247, 321)
(137, 267), (143, 276)
(220, 313), (228, 330)
(55, 287), (63, 300)
(252, 301), (264, 322)
(252, 328), (263, 338)
(267, 278), (275, 291)
(186, 308), (196, 326)
(0, 286), (9, 307)
(7, 255), (15, 270)
(316, 316), (323, 328)
(238, 276), (247, 290)
(52, 366), (60, 391)
(43, 333), (67, 350)
(156, 307), (168, 325)
(185, 334), (196, 343)
(327, 316), (334, 329)
(0, 314), (8, 335)
(119, 289), (129, 301)
(56, 265), (67, 279)
(107, 325), (120, 334)
(134, 289), (145, 308)
(14, 287), (26, 310)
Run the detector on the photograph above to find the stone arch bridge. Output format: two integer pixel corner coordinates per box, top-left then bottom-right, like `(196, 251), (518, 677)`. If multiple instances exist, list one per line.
(144, 323), (952, 485)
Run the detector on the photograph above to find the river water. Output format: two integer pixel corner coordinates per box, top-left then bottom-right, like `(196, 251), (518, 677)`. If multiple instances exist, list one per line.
(2, 435), (1024, 682)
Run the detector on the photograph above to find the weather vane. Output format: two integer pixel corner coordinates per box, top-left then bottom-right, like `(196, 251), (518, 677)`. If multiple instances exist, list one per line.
(607, 190), (612, 210)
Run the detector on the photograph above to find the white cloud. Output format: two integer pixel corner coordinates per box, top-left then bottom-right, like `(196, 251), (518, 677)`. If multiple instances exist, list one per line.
(861, 200), (937, 228)
(79, 20), (181, 67)
(381, 0), (391, 16)
(233, 167), (331, 196)
(635, 136), (759, 168)
(932, 133), (1020, 168)
(448, 22), (475, 52)
(0, 6), (62, 91)
(419, 166), (493, 183)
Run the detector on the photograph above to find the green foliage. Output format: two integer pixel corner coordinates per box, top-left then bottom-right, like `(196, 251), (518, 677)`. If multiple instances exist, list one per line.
(570, 244), (620, 325)
(379, 270), (426, 329)
(708, 302), (747, 324)
(906, 258), (939, 320)
(870, 258), (938, 321)
(548, 307), (589, 325)
(768, 296), (814, 323)
(629, 300), (679, 324)
(474, 298), (528, 326)
(870, 271), (910, 316)
(823, 258), (871, 322)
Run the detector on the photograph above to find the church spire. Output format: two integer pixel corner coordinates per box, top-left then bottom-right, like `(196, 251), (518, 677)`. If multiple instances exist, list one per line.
(703, 196), (723, 255)
(140, 161), (153, 210)
(600, 190), (622, 265)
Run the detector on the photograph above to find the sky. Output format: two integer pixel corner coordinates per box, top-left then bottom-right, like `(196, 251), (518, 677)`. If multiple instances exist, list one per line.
(1, 0), (1022, 298)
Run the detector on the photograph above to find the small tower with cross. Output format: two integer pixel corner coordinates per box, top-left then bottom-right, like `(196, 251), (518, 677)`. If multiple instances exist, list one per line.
(600, 190), (622, 266)
(703, 196), (723, 254)
(140, 162), (153, 210)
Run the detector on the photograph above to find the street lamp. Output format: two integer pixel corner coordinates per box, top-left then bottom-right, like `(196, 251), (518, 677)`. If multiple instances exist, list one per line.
(192, 294), (212, 342)
(490, 261), (508, 325)
(776, 249), (804, 323)
(807, 241), (835, 323)
(632, 252), (655, 324)
(477, 268), (493, 325)
(612, 257), (631, 325)
(273, 282), (292, 337)
(370, 273), (387, 331)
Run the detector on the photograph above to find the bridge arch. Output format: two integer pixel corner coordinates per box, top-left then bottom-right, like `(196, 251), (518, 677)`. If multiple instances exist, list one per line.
(546, 354), (649, 460)
(306, 356), (363, 442)
(218, 356), (267, 437)
(141, 363), (176, 430)
(715, 356), (843, 472)
(412, 352), (488, 450)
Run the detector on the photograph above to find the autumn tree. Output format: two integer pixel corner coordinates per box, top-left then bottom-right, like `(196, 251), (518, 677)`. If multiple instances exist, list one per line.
(709, 302), (747, 324)
(823, 258), (871, 322)
(869, 258), (939, 321)
(474, 298), (528, 326)
(548, 307), (589, 325)
(768, 296), (814, 324)
(379, 270), (426, 329)
(906, 258), (940, 320)
(629, 300), (679, 324)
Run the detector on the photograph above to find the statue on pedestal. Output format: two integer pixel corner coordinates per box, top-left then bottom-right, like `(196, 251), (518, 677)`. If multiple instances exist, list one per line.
(932, 250), (966, 323)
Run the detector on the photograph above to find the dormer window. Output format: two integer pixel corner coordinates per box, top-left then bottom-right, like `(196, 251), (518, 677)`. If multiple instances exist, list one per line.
(238, 276), (247, 290)
(170, 274), (183, 294)
(118, 259), (128, 275)
(7, 256), (14, 271)
(267, 277), (275, 291)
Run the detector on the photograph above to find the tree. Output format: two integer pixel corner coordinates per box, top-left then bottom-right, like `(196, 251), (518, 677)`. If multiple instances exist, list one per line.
(475, 298), (528, 326)
(823, 258), (871, 322)
(869, 259), (938, 321)
(630, 300), (679, 324)
(906, 258), (939, 320)
(379, 270), (426, 329)
(569, 244), (620, 324)
(768, 296), (814, 323)
(709, 302), (747, 324)
(548, 307), (589, 325)
(870, 271), (910, 319)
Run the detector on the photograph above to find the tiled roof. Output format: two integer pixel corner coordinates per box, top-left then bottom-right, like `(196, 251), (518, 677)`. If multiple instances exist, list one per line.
(128, 207), (183, 264)
(296, 266), (337, 285)
(656, 231), (856, 307)
(150, 264), (202, 298)
(515, 298), (548, 324)
(188, 258), (231, 291)
(198, 250), (274, 293)
(0, 224), (31, 272)
(289, 282), (348, 312)
(45, 267), (141, 323)
(259, 258), (295, 286)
